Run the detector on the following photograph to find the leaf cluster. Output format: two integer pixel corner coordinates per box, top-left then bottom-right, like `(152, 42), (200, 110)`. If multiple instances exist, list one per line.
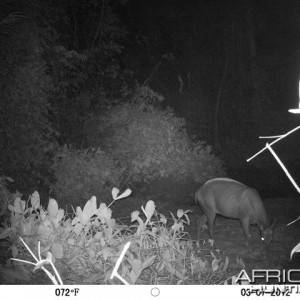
(50, 145), (121, 207)
(0, 25), (58, 186)
(0, 189), (238, 285)
(83, 86), (225, 184)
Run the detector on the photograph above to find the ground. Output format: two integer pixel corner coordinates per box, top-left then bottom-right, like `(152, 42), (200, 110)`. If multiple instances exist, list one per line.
(3, 169), (300, 285)
(111, 175), (300, 284)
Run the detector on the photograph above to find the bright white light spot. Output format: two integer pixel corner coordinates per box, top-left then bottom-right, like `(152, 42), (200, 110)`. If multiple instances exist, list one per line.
(288, 80), (300, 114)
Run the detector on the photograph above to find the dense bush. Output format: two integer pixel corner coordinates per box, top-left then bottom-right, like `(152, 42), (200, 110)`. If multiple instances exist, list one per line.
(0, 25), (57, 187)
(83, 86), (225, 185)
(50, 145), (121, 207)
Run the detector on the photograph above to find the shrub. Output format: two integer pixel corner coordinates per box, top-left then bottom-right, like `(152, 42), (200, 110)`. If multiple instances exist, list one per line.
(0, 26), (57, 187)
(50, 145), (120, 207)
(189, 142), (226, 183)
(84, 86), (225, 185)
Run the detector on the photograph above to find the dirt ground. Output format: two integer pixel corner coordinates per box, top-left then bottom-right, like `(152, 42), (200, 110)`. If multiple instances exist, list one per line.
(111, 176), (300, 285)
(6, 170), (300, 285)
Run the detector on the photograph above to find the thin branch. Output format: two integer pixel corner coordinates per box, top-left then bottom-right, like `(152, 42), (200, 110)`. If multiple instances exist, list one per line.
(247, 126), (300, 162)
(214, 45), (229, 152)
(92, 0), (105, 49)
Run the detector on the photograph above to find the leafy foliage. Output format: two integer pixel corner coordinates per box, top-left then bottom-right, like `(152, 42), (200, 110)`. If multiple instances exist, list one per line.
(0, 190), (238, 284)
(50, 145), (121, 207)
(0, 0), (40, 41)
(84, 86), (225, 185)
(40, 0), (131, 145)
(0, 174), (14, 229)
(0, 25), (57, 186)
